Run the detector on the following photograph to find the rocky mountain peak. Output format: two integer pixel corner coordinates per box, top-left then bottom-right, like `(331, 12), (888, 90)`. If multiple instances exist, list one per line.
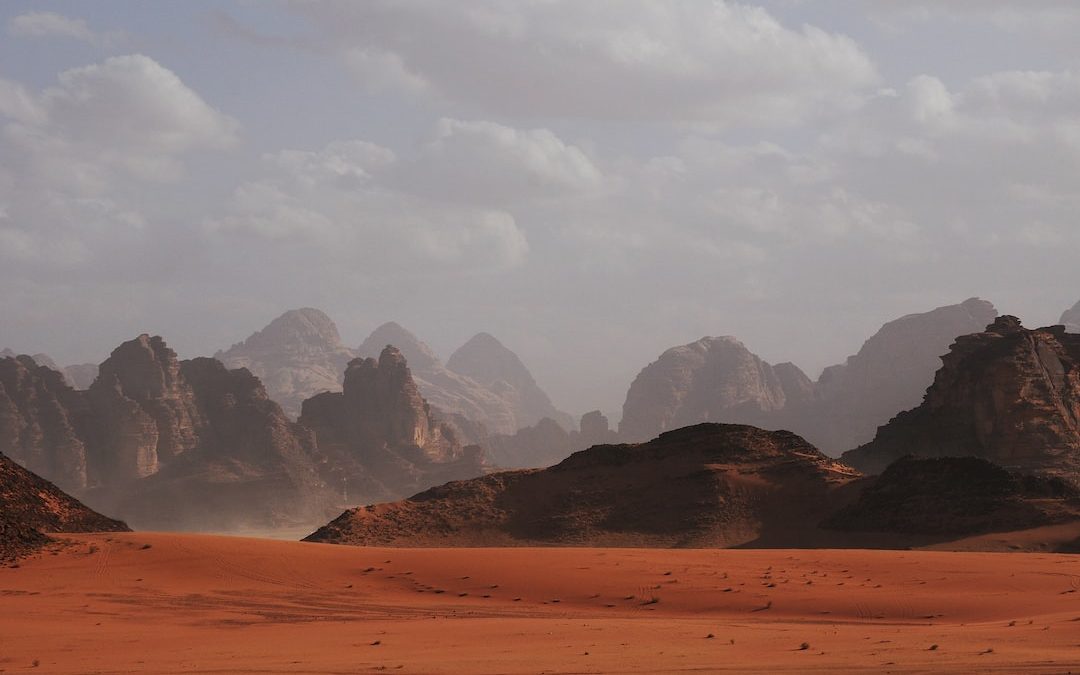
(232, 308), (344, 352)
(358, 322), (441, 372)
(1061, 299), (1080, 333)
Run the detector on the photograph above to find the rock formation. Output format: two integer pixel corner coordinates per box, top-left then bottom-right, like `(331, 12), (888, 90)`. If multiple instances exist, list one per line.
(617, 298), (999, 454)
(841, 317), (1080, 482)
(447, 332), (573, 429)
(824, 456), (1080, 537)
(808, 297), (998, 452)
(1, 451), (128, 562)
(215, 308), (357, 418)
(300, 346), (486, 504)
(1061, 299), (1080, 333)
(618, 336), (805, 442)
(304, 423), (861, 548)
(358, 322), (518, 434)
(0, 355), (92, 493)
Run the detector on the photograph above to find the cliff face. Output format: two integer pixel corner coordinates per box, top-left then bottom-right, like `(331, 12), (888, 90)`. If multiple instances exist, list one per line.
(215, 308), (357, 418)
(0, 355), (91, 493)
(446, 333), (573, 430)
(358, 323), (519, 434)
(1, 451), (128, 562)
(618, 337), (803, 442)
(842, 317), (1080, 481)
(300, 346), (486, 504)
(304, 423), (861, 548)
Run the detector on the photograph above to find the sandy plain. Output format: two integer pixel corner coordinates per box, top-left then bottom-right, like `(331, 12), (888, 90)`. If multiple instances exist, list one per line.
(1, 532), (1079, 674)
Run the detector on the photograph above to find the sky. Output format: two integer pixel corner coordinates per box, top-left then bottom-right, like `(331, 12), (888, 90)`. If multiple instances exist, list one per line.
(2, 1), (1079, 420)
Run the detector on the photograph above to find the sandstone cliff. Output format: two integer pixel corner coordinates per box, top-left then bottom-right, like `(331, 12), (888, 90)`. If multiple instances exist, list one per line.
(1, 451), (128, 562)
(358, 322), (518, 434)
(300, 346), (487, 505)
(0, 355), (92, 493)
(215, 308), (356, 418)
(841, 317), (1080, 482)
(304, 423), (861, 548)
(618, 336), (804, 442)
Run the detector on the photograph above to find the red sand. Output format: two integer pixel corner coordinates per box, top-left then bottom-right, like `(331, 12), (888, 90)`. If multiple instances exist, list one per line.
(1, 532), (1079, 673)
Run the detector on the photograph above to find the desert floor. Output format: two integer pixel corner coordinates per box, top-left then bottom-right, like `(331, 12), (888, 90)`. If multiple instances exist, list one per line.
(1, 533), (1079, 673)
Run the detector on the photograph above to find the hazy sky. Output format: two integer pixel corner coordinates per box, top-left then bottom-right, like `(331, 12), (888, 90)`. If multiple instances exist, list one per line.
(2, 1), (1079, 419)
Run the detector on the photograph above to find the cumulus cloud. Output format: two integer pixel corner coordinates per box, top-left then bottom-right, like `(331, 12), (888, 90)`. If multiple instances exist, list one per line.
(295, 0), (878, 127)
(7, 11), (121, 47)
(0, 55), (238, 272)
(206, 129), (531, 273)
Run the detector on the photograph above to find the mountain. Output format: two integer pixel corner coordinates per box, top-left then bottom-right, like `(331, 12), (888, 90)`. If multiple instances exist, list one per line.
(358, 322), (518, 434)
(1061, 299), (1080, 333)
(0, 354), (93, 492)
(616, 298), (999, 454)
(215, 308), (357, 419)
(824, 456), (1080, 537)
(299, 346), (487, 504)
(446, 333), (573, 430)
(1, 451), (128, 562)
(618, 336), (807, 442)
(304, 423), (861, 547)
(808, 297), (998, 452)
(842, 316), (1080, 482)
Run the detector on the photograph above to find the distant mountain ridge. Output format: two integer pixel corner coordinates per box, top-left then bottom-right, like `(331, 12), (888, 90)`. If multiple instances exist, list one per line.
(617, 298), (999, 455)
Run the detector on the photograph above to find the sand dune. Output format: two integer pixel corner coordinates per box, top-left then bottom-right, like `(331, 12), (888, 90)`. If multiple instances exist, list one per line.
(1, 533), (1079, 673)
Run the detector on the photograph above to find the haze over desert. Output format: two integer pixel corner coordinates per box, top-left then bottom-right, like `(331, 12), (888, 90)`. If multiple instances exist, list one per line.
(4, 2), (1080, 673)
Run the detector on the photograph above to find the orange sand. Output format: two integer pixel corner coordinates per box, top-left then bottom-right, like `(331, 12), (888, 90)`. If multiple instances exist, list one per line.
(1, 533), (1079, 673)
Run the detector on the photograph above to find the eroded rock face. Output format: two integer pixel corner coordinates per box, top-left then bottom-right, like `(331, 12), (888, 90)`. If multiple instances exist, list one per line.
(447, 333), (572, 430)
(0, 355), (91, 493)
(1, 451), (128, 562)
(842, 317), (1080, 482)
(358, 323), (518, 434)
(304, 423), (861, 548)
(300, 346), (486, 504)
(215, 308), (357, 419)
(618, 337), (802, 442)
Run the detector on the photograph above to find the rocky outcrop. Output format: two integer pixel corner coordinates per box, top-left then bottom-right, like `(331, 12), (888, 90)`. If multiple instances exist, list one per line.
(484, 417), (572, 468)
(1061, 299), (1080, 333)
(618, 337), (804, 442)
(825, 456), (1080, 536)
(842, 317), (1080, 482)
(215, 308), (357, 418)
(358, 322), (518, 434)
(304, 423), (861, 548)
(300, 346), (486, 505)
(447, 333), (573, 430)
(575, 410), (619, 450)
(1, 451), (128, 562)
(0, 355), (92, 493)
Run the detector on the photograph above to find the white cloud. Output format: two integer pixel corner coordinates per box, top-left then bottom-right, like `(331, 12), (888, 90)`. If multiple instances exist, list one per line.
(295, 0), (878, 127)
(0, 55), (238, 270)
(206, 130), (531, 273)
(7, 11), (120, 47)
